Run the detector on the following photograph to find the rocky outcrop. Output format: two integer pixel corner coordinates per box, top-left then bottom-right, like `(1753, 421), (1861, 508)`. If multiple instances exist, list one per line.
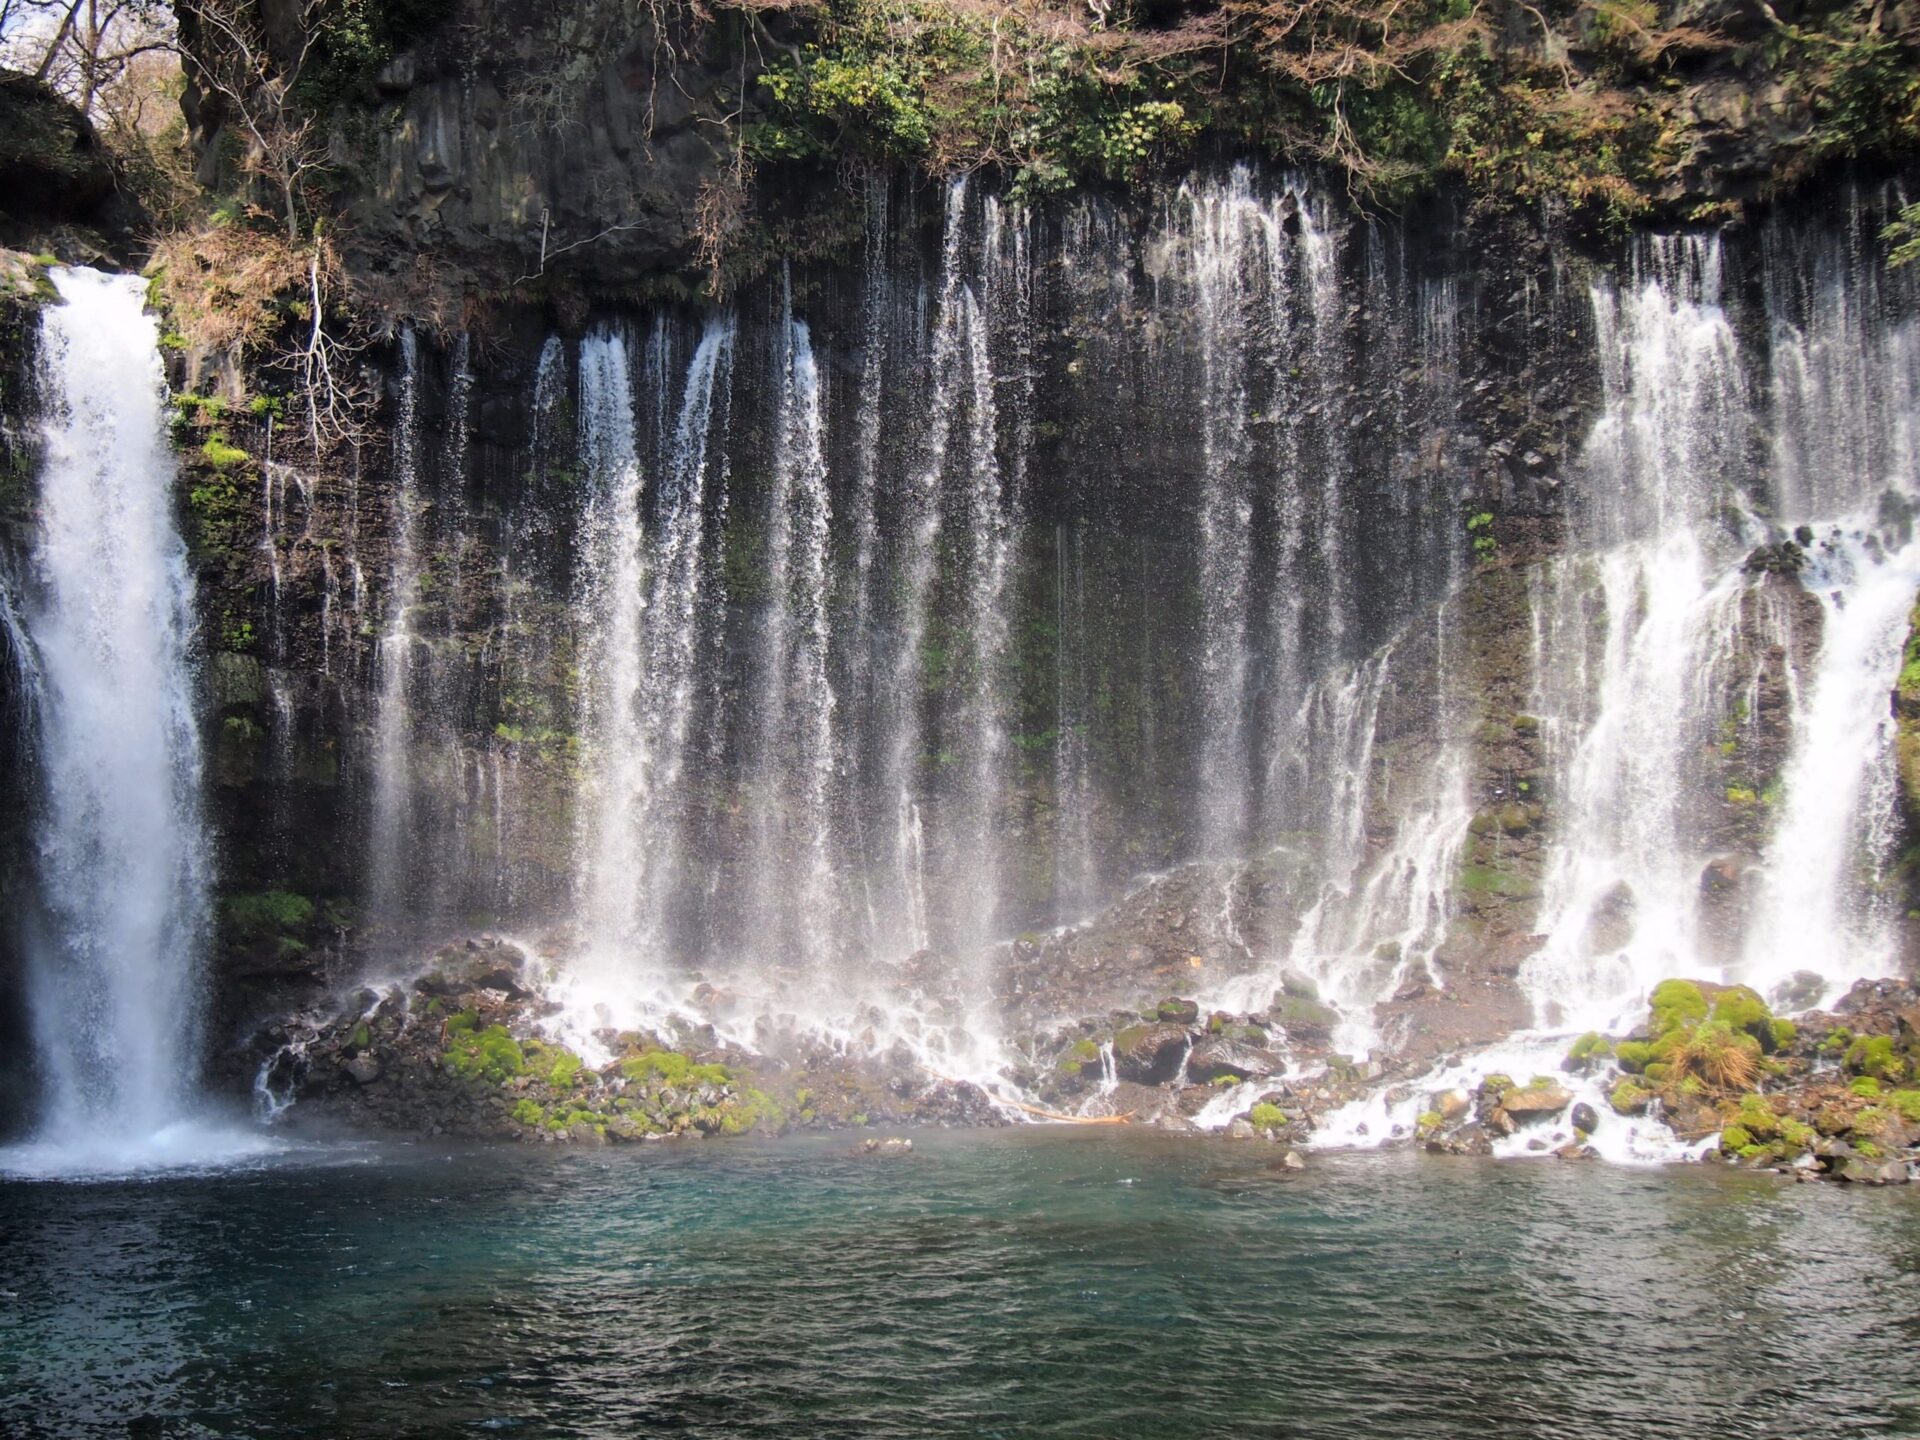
(248, 936), (1009, 1142)
(0, 71), (135, 250)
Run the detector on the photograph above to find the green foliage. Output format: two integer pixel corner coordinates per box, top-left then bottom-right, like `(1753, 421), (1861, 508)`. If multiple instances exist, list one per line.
(1890, 203), (1920, 268)
(1850, 1075), (1883, 1098)
(446, 1008), (478, 1034)
(296, 0), (457, 110)
(1248, 1102), (1288, 1131)
(1886, 1089), (1920, 1122)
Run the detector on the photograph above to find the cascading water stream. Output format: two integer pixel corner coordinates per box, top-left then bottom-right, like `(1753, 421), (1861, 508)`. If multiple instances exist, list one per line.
(365, 326), (424, 947)
(745, 275), (839, 981)
(0, 269), (269, 1173)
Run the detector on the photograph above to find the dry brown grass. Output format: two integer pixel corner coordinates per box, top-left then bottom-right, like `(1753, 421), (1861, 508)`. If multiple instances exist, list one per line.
(149, 220), (309, 355)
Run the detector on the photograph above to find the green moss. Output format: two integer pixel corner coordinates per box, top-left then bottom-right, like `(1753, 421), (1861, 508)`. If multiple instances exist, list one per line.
(546, 1049), (583, 1087)
(445, 1024), (524, 1084)
(1056, 1038), (1100, 1076)
(1416, 1109), (1445, 1137)
(1455, 865), (1541, 899)
(619, 1049), (732, 1087)
(1850, 1075), (1884, 1098)
(1567, 1031), (1613, 1064)
(1707, 985), (1778, 1050)
(1609, 1079), (1649, 1115)
(510, 1098), (546, 1126)
(1886, 1089), (1920, 1122)
(446, 1009), (478, 1034)
(1731, 1093), (1782, 1139)
(225, 890), (316, 937)
(1845, 1034), (1910, 1084)
(1770, 1019), (1798, 1051)
(346, 1021), (371, 1052)
(1852, 1106), (1892, 1139)
(1721, 1124), (1753, 1151)
(1614, 1041), (1653, 1075)
(200, 434), (249, 470)
(1649, 980), (1708, 1038)
(1249, 1102), (1287, 1131)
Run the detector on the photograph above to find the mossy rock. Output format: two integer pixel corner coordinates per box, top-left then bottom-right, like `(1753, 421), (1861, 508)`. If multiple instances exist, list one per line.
(1706, 985), (1781, 1052)
(1248, 1101), (1288, 1132)
(1649, 980), (1709, 1038)
(1845, 1034), (1911, 1084)
(1610, 1078), (1650, 1115)
(1614, 1040), (1653, 1075)
(445, 1024), (524, 1084)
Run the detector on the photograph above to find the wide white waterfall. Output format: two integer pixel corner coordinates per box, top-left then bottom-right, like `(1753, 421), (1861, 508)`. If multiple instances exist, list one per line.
(1521, 226), (1919, 1031)
(0, 269), (254, 1174)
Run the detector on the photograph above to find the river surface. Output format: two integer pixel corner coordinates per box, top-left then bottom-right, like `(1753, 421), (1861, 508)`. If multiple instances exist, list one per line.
(2, 1129), (1917, 1438)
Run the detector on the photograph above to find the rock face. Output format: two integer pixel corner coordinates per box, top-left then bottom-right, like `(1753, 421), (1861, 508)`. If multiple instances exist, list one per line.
(0, 71), (135, 247)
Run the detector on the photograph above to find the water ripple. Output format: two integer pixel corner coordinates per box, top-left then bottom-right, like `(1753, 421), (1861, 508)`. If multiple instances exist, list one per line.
(1, 1132), (1916, 1438)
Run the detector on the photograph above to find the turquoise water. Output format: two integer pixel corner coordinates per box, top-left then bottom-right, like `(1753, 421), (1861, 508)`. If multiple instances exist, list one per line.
(2, 1130), (1917, 1437)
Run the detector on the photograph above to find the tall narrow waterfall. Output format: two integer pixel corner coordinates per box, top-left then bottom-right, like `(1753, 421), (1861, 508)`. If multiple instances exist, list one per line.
(365, 326), (423, 944)
(3, 269), (213, 1163)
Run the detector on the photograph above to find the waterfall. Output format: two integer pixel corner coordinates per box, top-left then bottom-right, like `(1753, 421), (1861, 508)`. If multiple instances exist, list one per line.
(744, 274), (839, 980)
(1523, 217), (1920, 1027)
(1, 269), (218, 1166)
(365, 325), (423, 945)
(878, 177), (968, 958)
(1180, 172), (1264, 859)
(572, 316), (736, 1005)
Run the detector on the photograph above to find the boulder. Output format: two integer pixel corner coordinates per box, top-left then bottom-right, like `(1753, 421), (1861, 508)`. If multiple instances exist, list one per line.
(343, 1053), (381, 1085)
(1155, 996), (1200, 1025)
(1432, 1087), (1473, 1122)
(1570, 1102), (1600, 1134)
(1186, 1038), (1282, 1084)
(1500, 1085), (1572, 1125)
(1112, 1023), (1192, 1084)
(1832, 1156), (1910, 1186)
(861, 1137), (913, 1154)
(1428, 1123), (1494, 1156)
